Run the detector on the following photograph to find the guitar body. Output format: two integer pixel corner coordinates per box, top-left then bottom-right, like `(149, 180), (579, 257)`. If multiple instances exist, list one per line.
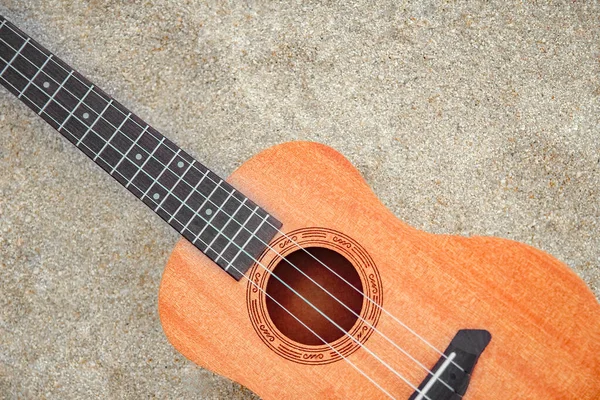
(159, 142), (600, 399)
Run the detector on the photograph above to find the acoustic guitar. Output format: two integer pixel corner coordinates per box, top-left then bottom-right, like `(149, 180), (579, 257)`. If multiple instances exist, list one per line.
(1, 16), (598, 399)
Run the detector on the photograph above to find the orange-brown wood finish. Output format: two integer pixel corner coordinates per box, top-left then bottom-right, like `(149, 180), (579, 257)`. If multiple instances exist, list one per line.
(158, 142), (600, 399)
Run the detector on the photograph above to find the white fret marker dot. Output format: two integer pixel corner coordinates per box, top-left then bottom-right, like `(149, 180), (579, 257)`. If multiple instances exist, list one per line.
(177, 161), (184, 168)
(205, 209), (213, 216)
(135, 153), (142, 160)
(153, 193), (160, 200)
(43, 82), (50, 89)
(82, 112), (90, 119)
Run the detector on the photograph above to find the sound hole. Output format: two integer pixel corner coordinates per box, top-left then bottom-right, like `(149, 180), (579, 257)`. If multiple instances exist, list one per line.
(265, 247), (364, 346)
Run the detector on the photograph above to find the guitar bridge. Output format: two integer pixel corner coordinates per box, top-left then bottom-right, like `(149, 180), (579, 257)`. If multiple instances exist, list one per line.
(409, 329), (491, 400)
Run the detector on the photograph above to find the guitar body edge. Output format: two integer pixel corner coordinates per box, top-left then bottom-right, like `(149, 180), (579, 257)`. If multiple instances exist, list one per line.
(158, 141), (600, 399)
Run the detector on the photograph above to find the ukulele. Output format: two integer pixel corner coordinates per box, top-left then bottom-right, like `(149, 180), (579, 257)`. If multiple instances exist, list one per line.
(1, 16), (598, 400)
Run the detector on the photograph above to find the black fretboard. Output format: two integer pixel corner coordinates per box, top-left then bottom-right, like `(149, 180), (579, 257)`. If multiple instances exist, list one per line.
(0, 16), (282, 280)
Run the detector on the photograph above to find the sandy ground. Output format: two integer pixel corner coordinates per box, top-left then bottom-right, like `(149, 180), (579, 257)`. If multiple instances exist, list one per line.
(0, 1), (598, 399)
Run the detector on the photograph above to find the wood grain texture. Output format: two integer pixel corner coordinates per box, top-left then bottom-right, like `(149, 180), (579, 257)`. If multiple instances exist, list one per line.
(158, 141), (600, 399)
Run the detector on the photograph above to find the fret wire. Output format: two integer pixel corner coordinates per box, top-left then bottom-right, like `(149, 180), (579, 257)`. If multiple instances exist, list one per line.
(0, 20), (6, 31)
(0, 35), (68, 101)
(75, 94), (270, 255)
(30, 77), (229, 245)
(0, 50), (108, 155)
(168, 167), (208, 223)
(38, 69), (73, 115)
(0, 37), (29, 78)
(0, 56), (103, 165)
(18, 54), (53, 99)
(194, 187), (236, 251)
(127, 136), (165, 191)
(0, 49), (103, 149)
(141, 148), (181, 200)
(21, 89), (207, 245)
(154, 150), (190, 212)
(0, 50), (58, 113)
(94, 112), (130, 161)
(59, 84), (95, 132)
(29, 83), (260, 272)
(111, 125), (147, 175)
(215, 201), (257, 263)
(185, 180), (222, 237)
(224, 208), (266, 272)
(0, 34), (84, 117)
(24, 72), (172, 202)
(0, 35), (100, 138)
(206, 197), (247, 258)
(213, 198), (248, 263)
(77, 99), (113, 146)
(0, 66), (25, 91)
(2, 78), (167, 220)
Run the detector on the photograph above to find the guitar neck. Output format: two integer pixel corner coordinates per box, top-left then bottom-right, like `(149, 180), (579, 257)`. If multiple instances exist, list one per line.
(0, 16), (281, 280)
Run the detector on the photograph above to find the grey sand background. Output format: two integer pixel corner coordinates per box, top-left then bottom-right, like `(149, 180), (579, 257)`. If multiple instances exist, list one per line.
(1, 1), (599, 398)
